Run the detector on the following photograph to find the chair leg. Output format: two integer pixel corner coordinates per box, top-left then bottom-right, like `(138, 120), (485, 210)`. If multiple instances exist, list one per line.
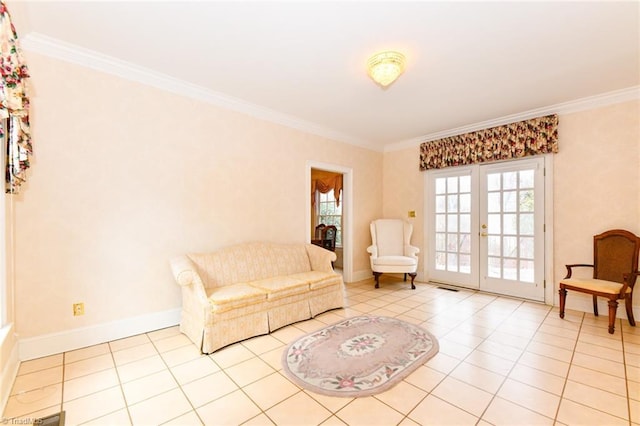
(607, 299), (618, 334)
(626, 293), (636, 327)
(558, 287), (567, 319)
(408, 273), (416, 290)
(373, 272), (382, 289)
(593, 295), (599, 317)
(403, 273), (407, 282)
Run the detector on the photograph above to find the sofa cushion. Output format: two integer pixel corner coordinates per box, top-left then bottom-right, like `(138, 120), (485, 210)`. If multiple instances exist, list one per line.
(290, 271), (343, 290)
(207, 283), (267, 313)
(248, 276), (309, 299)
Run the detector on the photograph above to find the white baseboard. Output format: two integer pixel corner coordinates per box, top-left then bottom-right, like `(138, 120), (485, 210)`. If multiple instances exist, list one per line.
(1, 324), (19, 412)
(18, 308), (181, 361)
(349, 269), (374, 283)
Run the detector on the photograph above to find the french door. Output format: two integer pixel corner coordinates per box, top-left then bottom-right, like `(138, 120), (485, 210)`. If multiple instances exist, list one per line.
(426, 157), (545, 301)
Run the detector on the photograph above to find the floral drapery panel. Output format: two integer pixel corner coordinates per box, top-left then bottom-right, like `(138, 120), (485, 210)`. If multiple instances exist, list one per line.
(419, 114), (558, 171)
(0, 1), (31, 193)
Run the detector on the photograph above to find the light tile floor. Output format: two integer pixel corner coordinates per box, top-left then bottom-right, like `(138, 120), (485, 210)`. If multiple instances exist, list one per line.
(3, 278), (640, 425)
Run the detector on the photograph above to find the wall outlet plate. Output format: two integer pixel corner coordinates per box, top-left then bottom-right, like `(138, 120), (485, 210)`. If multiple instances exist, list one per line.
(73, 303), (85, 316)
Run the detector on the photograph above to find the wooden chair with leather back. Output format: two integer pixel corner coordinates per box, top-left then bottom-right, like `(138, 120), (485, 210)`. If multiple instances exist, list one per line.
(559, 229), (640, 334)
(323, 225), (337, 252)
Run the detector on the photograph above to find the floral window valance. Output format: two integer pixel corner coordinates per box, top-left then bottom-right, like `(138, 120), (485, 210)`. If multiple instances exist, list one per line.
(419, 114), (558, 171)
(0, 1), (31, 194)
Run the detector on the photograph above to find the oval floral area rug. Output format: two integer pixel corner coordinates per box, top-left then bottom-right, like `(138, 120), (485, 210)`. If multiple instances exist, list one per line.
(282, 315), (439, 397)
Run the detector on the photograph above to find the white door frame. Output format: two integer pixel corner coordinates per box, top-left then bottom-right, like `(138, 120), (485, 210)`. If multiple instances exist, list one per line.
(306, 161), (353, 283)
(423, 155), (555, 305)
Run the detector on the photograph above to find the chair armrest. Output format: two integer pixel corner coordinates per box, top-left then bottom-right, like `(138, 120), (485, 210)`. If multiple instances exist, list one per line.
(170, 255), (204, 287)
(306, 244), (337, 273)
(564, 264), (593, 279)
(620, 271), (640, 295)
(367, 245), (378, 258)
(405, 245), (420, 258)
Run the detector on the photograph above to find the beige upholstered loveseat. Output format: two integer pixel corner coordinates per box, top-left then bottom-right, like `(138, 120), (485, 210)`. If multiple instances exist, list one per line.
(170, 242), (345, 353)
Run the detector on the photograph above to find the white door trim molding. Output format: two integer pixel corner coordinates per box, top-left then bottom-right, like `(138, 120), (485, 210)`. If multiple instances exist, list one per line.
(306, 161), (353, 283)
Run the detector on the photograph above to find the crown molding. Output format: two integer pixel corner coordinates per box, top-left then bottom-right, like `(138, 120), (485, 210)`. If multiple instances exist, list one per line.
(20, 32), (372, 150)
(385, 85), (640, 153)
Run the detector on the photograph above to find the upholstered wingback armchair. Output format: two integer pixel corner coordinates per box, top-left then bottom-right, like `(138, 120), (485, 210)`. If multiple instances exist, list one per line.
(367, 219), (419, 289)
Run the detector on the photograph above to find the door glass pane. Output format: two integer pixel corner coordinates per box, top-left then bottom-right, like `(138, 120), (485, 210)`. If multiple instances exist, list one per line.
(488, 236), (501, 256)
(447, 177), (458, 193)
(503, 214), (517, 235)
(519, 170), (534, 188)
(460, 234), (471, 253)
(460, 175), (471, 192)
(520, 214), (534, 235)
(435, 195), (446, 213)
(447, 215), (458, 232)
(520, 237), (534, 259)
(487, 173), (501, 191)
(436, 214), (446, 232)
(459, 214), (470, 233)
(503, 236), (518, 257)
(488, 257), (501, 278)
(487, 193), (501, 212)
(503, 258), (518, 280)
(435, 252), (446, 270)
(460, 194), (471, 212)
(488, 214), (501, 233)
(435, 233), (446, 251)
(503, 191), (517, 212)
(447, 195), (458, 212)
(447, 234), (458, 251)
(435, 178), (446, 194)
(503, 172), (517, 190)
(519, 190), (534, 212)
(447, 253), (458, 271)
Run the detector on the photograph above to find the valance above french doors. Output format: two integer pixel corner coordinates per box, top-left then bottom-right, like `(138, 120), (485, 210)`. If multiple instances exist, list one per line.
(419, 114), (558, 171)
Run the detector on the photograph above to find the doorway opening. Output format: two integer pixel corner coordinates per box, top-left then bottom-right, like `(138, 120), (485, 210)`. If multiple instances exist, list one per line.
(424, 157), (552, 302)
(306, 161), (353, 283)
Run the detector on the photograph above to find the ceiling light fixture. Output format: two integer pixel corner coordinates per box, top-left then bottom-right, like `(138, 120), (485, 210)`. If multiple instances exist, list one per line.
(367, 51), (406, 88)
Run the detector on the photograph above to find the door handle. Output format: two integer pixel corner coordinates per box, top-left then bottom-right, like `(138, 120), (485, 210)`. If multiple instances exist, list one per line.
(481, 224), (487, 237)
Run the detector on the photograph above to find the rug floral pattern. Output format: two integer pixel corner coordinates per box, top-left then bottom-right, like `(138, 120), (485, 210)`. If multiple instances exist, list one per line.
(282, 315), (439, 397)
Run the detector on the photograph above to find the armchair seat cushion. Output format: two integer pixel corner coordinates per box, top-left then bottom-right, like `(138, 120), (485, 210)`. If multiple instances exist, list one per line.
(560, 278), (631, 295)
(372, 255), (418, 267)
(207, 284), (267, 313)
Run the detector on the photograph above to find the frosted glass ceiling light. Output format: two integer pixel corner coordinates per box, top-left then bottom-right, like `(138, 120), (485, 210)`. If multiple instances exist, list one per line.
(367, 51), (406, 87)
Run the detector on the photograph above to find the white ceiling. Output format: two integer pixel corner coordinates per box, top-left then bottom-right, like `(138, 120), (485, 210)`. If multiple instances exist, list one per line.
(13, 1), (640, 151)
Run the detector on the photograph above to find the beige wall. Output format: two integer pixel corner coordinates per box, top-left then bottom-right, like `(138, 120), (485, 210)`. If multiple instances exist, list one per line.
(553, 100), (640, 305)
(13, 52), (382, 341)
(384, 100), (640, 310)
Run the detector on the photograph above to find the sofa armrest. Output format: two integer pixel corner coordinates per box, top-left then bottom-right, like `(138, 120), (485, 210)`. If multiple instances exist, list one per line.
(367, 245), (378, 258)
(170, 255), (205, 287)
(306, 244), (337, 273)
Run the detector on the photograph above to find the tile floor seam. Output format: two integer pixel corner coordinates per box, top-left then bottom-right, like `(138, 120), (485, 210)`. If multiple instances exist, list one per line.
(145, 331), (206, 426)
(621, 327), (633, 425)
(473, 297), (558, 423)
(553, 309), (586, 425)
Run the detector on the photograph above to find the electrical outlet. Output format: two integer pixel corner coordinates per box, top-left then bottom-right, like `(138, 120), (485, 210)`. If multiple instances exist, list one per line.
(73, 302), (85, 316)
